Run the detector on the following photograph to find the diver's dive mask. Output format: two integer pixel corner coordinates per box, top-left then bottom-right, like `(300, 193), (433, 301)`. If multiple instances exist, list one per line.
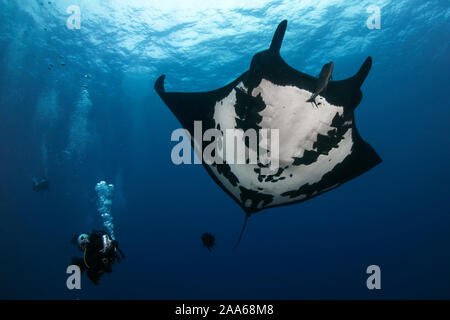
(77, 234), (89, 250)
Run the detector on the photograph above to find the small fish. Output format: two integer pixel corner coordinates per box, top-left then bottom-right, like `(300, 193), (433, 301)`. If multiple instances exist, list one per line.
(306, 62), (334, 107)
(201, 233), (215, 251)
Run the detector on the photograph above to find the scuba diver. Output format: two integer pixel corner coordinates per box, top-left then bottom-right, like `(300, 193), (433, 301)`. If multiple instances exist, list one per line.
(71, 230), (125, 285)
(32, 177), (49, 192)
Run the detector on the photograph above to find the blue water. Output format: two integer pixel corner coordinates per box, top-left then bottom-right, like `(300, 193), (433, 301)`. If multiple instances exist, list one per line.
(0, 0), (449, 299)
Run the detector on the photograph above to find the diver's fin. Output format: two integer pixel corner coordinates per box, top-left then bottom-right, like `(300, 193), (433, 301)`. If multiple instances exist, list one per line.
(269, 20), (287, 53)
(234, 214), (249, 249)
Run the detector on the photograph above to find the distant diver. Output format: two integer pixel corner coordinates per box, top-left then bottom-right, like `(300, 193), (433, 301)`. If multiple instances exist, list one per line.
(201, 233), (216, 251)
(71, 230), (125, 285)
(32, 178), (49, 192)
(306, 61), (334, 107)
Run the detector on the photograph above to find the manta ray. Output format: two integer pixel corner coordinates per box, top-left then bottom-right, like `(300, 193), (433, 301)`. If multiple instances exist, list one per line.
(155, 20), (381, 243)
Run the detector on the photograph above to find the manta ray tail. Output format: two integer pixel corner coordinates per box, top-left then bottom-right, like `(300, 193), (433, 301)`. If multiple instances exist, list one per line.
(234, 214), (249, 249)
(269, 20), (287, 53)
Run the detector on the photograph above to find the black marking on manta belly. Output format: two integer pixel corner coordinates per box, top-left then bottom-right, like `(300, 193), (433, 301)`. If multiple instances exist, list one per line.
(254, 167), (285, 183)
(292, 150), (319, 166)
(281, 162), (346, 199)
(292, 113), (352, 166)
(239, 186), (274, 212)
(234, 87), (266, 132)
(212, 163), (240, 187)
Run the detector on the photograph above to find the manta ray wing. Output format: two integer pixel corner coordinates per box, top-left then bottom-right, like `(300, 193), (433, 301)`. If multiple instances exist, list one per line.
(154, 20), (381, 217)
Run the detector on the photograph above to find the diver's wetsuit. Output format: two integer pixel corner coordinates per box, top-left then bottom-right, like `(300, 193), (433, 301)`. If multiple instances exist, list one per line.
(72, 230), (125, 285)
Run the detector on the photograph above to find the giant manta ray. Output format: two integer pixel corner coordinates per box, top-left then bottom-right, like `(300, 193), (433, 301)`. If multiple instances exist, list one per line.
(155, 20), (381, 242)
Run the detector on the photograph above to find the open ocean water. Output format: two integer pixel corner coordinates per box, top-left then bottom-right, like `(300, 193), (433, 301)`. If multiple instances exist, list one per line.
(0, 0), (449, 299)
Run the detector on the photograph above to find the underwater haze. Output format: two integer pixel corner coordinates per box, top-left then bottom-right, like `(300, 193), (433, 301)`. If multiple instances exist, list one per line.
(0, 0), (449, 299)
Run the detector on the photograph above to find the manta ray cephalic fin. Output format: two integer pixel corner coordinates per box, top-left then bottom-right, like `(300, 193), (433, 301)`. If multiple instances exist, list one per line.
(269, 19), (287, 53)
